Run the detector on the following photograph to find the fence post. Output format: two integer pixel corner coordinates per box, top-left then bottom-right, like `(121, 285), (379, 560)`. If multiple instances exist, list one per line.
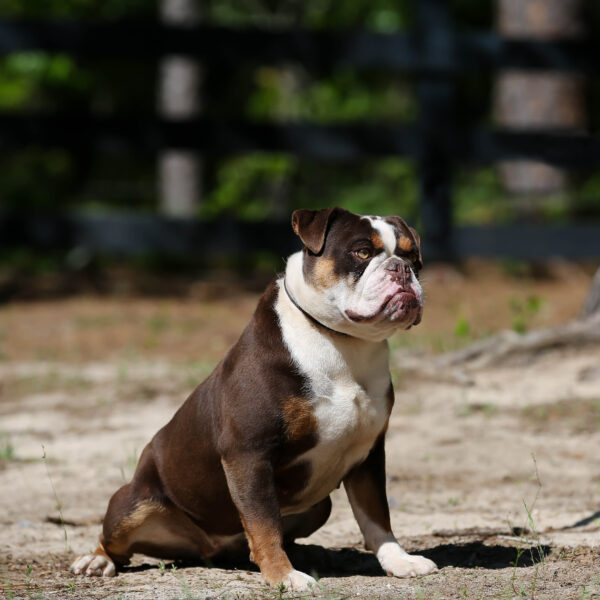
(415, 0), (455, 261)
(157, 0), (202, 217)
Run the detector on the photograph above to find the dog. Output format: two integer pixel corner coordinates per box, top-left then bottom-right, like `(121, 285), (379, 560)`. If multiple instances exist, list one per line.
(70, 207), (438, 589)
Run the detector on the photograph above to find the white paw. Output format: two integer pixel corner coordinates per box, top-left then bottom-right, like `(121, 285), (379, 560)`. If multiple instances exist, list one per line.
(281, 569), (317, 591)
(377, 542), (437, 578)
(70, 554), (116, 577)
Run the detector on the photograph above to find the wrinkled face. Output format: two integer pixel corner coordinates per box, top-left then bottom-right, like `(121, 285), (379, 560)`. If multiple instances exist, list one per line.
(286, 207), (424, 342)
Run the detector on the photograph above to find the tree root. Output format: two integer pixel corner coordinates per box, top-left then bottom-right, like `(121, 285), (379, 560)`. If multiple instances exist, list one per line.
(432, 312), (600, 370)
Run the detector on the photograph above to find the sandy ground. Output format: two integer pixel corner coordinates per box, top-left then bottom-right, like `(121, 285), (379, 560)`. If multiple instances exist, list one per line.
(1, 265), (599, 599)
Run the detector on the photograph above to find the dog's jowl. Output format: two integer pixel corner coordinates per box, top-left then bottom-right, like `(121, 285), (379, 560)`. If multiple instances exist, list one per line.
(70, 207), (437, 590)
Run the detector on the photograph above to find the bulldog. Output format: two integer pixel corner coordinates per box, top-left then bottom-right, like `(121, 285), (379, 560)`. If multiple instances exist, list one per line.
(70, 207), (437, 589)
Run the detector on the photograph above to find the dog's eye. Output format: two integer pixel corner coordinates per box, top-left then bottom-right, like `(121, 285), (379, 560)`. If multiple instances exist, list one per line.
(355, 248), (371, 260)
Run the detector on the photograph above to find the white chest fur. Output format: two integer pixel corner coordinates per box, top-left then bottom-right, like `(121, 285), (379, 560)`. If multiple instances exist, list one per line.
(275, 279), (391, 514)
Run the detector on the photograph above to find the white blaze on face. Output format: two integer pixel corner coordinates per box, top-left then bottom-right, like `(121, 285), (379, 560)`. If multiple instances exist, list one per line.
(367, 217), (397, 254)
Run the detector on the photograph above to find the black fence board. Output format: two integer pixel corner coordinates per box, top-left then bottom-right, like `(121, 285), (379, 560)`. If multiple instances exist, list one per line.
(2, 211), (599, 260)
(455, 224), (600, 260)
(0, 20), (598, 73)
(2, 115), (600, 169)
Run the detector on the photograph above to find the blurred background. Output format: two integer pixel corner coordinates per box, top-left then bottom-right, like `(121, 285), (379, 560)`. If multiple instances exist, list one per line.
(0, 0), (599, 350)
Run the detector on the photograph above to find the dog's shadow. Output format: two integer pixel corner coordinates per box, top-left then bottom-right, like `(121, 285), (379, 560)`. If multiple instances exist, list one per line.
(121, 541), (550, 577)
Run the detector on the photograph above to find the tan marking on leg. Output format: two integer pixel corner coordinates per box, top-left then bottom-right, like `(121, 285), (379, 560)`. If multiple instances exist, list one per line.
(105, 500), (215, 560)
(245, 521), (294, 586)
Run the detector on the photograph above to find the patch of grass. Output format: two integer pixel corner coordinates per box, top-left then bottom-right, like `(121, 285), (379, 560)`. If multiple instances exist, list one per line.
(2, 566), (15, 600)
(147, 313), (171, 334)
(509, 295), (544, 334)
(74, 314), (123, 329)
(454, 315), (471, 340)
(580, 575), (600, 600)
(521, 398), (600, 433)
(1, 372), (92, 401)
(0, 432), (15, 461)
(457, 402), (497, 418)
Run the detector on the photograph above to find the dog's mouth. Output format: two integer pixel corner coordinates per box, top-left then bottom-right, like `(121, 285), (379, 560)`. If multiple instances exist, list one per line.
(345, 289), (422, 326)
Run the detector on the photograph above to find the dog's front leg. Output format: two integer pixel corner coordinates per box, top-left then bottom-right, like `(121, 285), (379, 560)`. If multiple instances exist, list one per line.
(221, 454), (316, 591)
(343, 434), (438, 578)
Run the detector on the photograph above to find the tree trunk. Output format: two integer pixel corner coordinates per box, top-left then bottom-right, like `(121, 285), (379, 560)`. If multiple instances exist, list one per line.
(494, 0), (585, 197)
(157, 0), (202, 217)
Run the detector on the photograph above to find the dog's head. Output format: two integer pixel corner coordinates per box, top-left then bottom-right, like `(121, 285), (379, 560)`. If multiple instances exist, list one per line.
(285, 207), (423, 342)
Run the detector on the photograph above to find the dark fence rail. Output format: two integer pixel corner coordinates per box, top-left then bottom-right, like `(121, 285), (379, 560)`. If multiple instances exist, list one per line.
(1, 7), (600, 261)
(1, 115), (599, 167)
(0, 21), (598, 73)
(2, 210), (598, 261)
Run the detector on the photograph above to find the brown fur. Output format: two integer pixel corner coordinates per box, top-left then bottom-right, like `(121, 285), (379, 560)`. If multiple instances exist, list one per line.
(398, 236), (413, 252)
(311, 257), (337, 289)
(371, 232), (385, 250)
(284, 396), (318, 441)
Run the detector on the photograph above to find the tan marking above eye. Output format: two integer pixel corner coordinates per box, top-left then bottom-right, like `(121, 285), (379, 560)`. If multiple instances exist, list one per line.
(398, 237), (413, 252)
(371, 232), (384, 250)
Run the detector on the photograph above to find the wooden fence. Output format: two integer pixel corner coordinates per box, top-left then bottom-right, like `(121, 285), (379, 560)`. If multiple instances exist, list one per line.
(1, 0), (600, 260)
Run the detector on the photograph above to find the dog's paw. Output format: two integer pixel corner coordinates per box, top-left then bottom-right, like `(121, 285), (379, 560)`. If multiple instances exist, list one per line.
(70, 554), (116, 577)
(280, 569), (317, 591)
(377, 542), (437, 578)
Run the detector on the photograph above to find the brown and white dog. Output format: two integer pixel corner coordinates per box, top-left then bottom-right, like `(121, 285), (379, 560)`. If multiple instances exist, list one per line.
(70, 207), (437, 589)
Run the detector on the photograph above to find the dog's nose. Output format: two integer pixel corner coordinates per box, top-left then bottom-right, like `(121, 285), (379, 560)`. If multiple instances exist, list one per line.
(386, 259), (412, 283)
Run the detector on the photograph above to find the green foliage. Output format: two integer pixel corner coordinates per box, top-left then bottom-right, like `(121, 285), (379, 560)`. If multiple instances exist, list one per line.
(204, 154), (418, 222)
(248, 69), (416, 123)
(0, 53), (90, 110)
(208, 0), (413, 30)
(509, 295), (544, 334)
(0, 0), (155, 19)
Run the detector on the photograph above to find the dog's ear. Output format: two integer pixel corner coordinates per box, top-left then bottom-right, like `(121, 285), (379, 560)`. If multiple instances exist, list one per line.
(291, 207), (340, 254)
(408, 225), (423, 271)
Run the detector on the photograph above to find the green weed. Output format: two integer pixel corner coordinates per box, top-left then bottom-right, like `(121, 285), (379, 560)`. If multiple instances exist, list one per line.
(580, 575), (600, 600)
(41, 444), (71, 551)
(509, 295), (544, 334)
(508, 454), (546, 600)
(454, 315), (471, 339)
(0, 432), (15, 460)
(119, 446), (139, 482)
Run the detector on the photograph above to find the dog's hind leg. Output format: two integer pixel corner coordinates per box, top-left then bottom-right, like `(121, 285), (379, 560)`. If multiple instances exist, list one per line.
(71, 444), (214, 577)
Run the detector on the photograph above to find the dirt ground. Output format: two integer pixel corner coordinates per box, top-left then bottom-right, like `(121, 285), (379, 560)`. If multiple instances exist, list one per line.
(1, 262), (599, 599)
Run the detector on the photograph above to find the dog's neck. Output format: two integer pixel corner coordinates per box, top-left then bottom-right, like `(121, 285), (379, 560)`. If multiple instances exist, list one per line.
(282, 276), (348, 337)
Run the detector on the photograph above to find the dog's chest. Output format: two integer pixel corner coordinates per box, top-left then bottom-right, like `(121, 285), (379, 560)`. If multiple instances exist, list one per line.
(276, 287), (391, 513)
(297, 362), (390, 503)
